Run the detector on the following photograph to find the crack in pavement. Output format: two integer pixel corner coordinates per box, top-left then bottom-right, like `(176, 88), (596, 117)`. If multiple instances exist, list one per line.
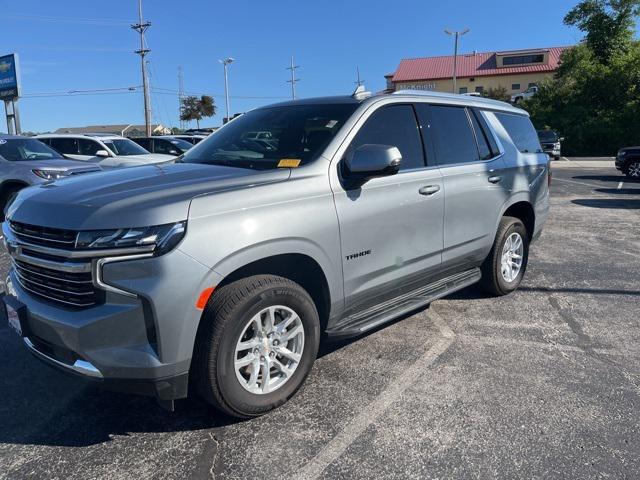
(548, 295), (640, 396)
(293, 308), (455, 480)
(208, 432), (220, 480)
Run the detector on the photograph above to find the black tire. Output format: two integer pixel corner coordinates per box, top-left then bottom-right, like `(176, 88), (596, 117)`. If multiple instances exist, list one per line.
(193, 274), (320, 418)
(479, 216), (529, 296)
(0, 186), (23, 222)
(625, 160), (640, 179)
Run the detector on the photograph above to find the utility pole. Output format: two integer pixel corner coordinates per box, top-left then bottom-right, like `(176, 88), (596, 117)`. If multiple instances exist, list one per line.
(286, 56), (300, 100)
(354, 66), (364, 87)
(444, 28), (469, 94)
(132, 0), (152, 136)
(177, 66), (185, 130)
(220, 57), (234, 123)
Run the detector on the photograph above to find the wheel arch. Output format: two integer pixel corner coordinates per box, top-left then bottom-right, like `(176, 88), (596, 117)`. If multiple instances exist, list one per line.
(501, 200), (536, 240)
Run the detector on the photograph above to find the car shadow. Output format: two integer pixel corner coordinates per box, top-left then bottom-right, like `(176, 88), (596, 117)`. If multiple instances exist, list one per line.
(572, 199), (640, 209)
(595, 188), (640, 195)
(573, 175), (639, 183)
(518, 286), (640, 297)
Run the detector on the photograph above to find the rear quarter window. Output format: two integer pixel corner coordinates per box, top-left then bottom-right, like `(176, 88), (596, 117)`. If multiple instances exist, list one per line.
(495, 113), (541, 154)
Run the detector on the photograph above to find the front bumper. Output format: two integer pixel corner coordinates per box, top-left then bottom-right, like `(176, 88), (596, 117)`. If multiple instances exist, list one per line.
(615, 157), (625, 171)
(2, 222), (221, 401)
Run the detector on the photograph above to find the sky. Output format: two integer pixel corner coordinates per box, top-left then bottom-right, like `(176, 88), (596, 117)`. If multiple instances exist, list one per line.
(0, 0), (588, 133)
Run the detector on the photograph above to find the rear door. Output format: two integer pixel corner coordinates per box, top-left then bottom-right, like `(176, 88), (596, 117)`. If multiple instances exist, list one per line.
(332, 103), (444, 315)
(415, 104), (510, 271)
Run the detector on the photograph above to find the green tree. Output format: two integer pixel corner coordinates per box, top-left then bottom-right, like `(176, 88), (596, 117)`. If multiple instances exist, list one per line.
(484, 86), (510, 102)
(179, 95), (217, 128)
(524, 0), (640, 156)
(565, 0), (640, 63)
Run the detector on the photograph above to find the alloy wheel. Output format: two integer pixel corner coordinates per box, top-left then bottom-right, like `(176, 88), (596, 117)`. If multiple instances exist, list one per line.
(501, 232), (524, 283)
(234, 305), (305, 395)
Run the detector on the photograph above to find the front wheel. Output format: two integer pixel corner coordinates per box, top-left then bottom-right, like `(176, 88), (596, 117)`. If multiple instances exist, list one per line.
(480, 216), (529, 296)
(625, 160), (640, 179)
(193, 275), (320, 418)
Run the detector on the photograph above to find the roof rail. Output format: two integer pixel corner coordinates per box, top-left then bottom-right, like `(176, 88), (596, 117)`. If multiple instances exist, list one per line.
(392, 89), (516, 109)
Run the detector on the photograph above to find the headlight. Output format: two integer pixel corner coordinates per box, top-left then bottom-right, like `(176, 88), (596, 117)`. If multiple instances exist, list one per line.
(618, 150), (627, 157)
(76, 221), (186, 254)
(32, 169), (67, 180)
(554, 142), (561, 149)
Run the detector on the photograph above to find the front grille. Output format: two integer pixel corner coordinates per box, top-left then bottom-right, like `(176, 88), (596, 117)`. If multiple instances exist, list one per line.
(9, 221), (78, 249)
(13, 259), (103, 308)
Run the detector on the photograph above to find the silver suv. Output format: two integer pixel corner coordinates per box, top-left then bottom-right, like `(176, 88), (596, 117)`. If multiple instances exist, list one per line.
(0, 135), (101, 219)
(2, 90), (550, 417)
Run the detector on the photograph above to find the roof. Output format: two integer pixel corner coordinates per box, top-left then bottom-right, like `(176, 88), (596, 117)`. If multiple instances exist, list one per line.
(0, 134), (24, 139)
(54, 124), (167, 135)
(391, 46), (569, 82)
(37, 133), (124, 140)
(389, 90), (527, 115)
(262, 95), (362, 108)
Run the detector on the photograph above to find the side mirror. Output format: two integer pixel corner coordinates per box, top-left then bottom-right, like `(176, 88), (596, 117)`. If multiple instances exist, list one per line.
(344, 144), (402, 185)
(95, 149), (110, 158)
(559, 137), (565, 142)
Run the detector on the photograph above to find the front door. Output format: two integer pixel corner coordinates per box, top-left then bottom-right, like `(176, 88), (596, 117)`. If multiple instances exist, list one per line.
(332, 104), (444, 315)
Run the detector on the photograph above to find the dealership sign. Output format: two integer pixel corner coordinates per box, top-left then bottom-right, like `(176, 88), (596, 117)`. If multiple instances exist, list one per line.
(0, 53), (21, 100)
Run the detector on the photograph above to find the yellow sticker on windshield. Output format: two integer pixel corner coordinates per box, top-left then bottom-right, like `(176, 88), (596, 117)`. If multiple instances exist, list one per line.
(278, 159), (301, 168)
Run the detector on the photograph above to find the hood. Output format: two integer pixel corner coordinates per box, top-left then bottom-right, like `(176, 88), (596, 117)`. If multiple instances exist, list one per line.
(620, 146), (640, 152)
(16, 159), (101, 173)
(7, 163), (290, 230)
(98, 153), (174, 169)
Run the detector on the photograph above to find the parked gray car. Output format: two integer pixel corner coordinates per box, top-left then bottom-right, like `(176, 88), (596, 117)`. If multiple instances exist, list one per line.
(2, 90), (550, 417)
(0, 135), (101, 220)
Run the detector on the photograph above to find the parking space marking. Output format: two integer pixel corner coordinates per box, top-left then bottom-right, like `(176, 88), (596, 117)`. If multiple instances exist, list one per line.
(618, 181), (624, 190)
(295, 309), (455, 480)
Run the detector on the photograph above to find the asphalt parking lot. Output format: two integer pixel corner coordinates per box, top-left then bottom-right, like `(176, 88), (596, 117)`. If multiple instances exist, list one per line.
(1, 159), (639, 479)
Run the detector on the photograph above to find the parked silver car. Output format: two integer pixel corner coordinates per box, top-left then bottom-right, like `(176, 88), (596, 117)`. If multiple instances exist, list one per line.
(0, 135), (101, 219)
(2, 90), (549, 417)
(36, 133), (174, 168)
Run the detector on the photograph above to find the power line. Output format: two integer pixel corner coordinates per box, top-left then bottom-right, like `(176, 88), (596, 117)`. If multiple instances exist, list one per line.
(3, 14), (131, 25)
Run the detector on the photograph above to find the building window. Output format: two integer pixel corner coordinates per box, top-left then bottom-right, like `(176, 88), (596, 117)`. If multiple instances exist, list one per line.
(475, 86), (484, 95)
(503, 54), (544, 66)
(459, 87), (468, 94)
(511, 83), (521, 91)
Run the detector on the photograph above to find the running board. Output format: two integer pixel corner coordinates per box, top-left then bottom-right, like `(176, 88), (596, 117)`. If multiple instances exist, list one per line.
(326, 268), (481, 339)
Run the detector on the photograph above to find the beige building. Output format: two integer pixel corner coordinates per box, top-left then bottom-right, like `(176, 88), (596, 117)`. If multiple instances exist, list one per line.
(386, 47), (568, 97)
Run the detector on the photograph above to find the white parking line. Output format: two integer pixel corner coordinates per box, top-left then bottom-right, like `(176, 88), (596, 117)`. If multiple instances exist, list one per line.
(618, 181), (624, 190)
(295, 309), (455, 480)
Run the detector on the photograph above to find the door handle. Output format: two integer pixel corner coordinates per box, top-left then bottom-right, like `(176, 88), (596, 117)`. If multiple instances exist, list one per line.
(419, 185), (441, 196)
(488, 175), (502, 184)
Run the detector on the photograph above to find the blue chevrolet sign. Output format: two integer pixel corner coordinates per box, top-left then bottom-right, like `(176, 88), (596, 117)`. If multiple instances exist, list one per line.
(0, 53), (21, 100)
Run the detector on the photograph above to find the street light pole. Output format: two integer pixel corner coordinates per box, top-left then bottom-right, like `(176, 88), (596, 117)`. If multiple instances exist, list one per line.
(220, 57), (234, 123)
(444, 28), (469, 94)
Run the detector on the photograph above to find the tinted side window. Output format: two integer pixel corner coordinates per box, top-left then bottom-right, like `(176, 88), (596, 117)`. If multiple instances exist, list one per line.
(134, 138), (151, 150)
(350, 105), (424, 171)
(419, 105), (479, 166)
(78, 139), (101, 155)
(495, 113), (541, 153)
(469, 110), (494, 160)
(50, 138), (79, 154)
(472, 110), (500, 156)
(153, 139), (173, 154)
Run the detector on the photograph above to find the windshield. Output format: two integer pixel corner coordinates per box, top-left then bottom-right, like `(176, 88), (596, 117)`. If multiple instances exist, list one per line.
(537, 130), (558, 142)
(102, 138), (150, 156)
(181, 104), (357, 170)
(0, 138), (65, 161)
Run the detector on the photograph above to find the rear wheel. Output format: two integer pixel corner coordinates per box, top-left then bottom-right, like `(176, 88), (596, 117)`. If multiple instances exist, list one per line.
(193, 275), (320, 418)
(480, 216), (529, 296)
(625, 160), (640, 179)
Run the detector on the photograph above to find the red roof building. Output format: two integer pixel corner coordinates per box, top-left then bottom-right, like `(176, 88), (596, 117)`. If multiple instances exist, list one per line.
(386, 46), (569, 97)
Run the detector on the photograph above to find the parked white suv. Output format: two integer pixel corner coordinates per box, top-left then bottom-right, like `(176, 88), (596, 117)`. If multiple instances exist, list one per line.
(36, 134), (174, 169)
(511, 85), (538, 104)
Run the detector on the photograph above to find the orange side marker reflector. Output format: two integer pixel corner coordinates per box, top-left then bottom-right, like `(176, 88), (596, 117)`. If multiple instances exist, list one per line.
(196, 287), (215, 310)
